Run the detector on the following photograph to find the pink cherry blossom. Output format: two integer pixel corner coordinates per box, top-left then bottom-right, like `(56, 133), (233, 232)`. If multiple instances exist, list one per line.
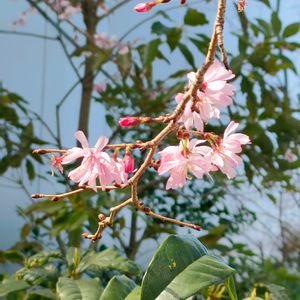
(284, 149), (296, 162)
(188, 60), (235, 108)
(176, 60), (235, 130)
(158, 139), (212, 189)
(93, 83), (107, 93)
(176, 93), (219, 131)
(210, 121), (251, 179)
(61, 131), (125, 191)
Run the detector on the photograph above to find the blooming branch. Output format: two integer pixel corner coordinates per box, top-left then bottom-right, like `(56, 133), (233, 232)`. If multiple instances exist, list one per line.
(32, 0), (251, 242)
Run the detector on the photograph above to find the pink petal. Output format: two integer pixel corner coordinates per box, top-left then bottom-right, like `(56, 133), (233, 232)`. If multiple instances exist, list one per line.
(224, 121), (239, 139)
(94, 136), (109, 151)
(75, 131), (89, 148)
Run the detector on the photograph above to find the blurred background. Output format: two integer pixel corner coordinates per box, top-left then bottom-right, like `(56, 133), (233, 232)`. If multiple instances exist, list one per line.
(0, 0), (300, 298)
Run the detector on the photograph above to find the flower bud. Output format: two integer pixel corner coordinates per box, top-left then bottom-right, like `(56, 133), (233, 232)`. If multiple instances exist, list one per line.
(119, 116), (140, 127)
(123, 150), (135, 173)
(133, 2), (156, 13)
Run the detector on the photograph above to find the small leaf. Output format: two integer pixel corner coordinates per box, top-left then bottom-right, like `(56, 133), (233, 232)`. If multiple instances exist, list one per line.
(166, 27), (182, 51)
(139, 39), (161, 68)
(16, 267), (58, 286)
(100, 275), (136, 300)
(271, 12), (281, 35)
(0, 250), (24, 263)
(178, 43), (196, 68)
(226, 276), (238, 300)
(26, 250), (62, 267)
(21, 223), (31, 239)
(184, 8), (208, 26)
(26, 288), (56, 299)
(0, 278), (30, 297)
(77, 248), (140, 275)
(282, 23), (300, 38)
(57, 277), (103, 300)
(151, 21), (170, 35)
(26, 159), (35, 180)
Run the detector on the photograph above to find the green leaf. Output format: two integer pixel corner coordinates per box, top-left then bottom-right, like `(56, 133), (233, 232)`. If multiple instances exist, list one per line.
(258, 283), (290, 300)
(100, 275), (136, 300)
(26, 288), (56, 299)
(178, 43), (196, 68)
(157, 255), (235, 299)
(26, 159), (35, 180)
(57, 277), (103, 300)
(226, 276), (238, 300)
(141, 235), (207, 300)
(151, 21), (170, 35)
(282, 23), (300, 38)
(139, 39), (161, 68)
(0, 249), (24, 263)
(116, 51), (132, 78)
(77, 248), (140, 275)
(271, 12), (281, 35)
(199, 224), (227, 248)
(0, 278), (30, 297)
(25, 199), (66, 215)
(184, 8), (208, 26)
(26, 250), (62, 267)
(125, 286), (142, 300)
(16, 267), (58, 286)
(166, 27), (182, 51)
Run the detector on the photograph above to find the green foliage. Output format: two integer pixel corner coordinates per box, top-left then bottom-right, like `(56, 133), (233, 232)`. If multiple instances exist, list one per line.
(0, 235), (237, 299)
(0, 86), (46, 179)
(57, 278), (103, 300)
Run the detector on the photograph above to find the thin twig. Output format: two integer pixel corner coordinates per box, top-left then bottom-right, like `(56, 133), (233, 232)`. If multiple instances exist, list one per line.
(0, 30), (58, 41)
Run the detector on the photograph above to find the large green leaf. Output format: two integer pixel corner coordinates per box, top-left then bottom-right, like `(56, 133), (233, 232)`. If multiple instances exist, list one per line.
(57, 277), (103, 300)
(0, 278), (29, 297)
(156, 255), (235, 299)
(76, 248), (140, 275)
(100, 275), (136, 300)
(140, 235), (207, 300)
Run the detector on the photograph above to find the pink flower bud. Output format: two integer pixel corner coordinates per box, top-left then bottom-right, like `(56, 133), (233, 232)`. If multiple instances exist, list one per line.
(119, 117), (140, 127)
(123, 151), (135, 173)
(133, 2), (155, 13)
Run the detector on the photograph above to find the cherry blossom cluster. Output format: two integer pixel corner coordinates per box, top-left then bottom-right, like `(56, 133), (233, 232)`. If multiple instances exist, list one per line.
(49, 60), (250, 192)
(10, 6), (36, 30)
(94, 33), (129, 55)
(51, 131), (134, 191)
(32, 0), (249, 239)
(52, 0), (81, 20)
